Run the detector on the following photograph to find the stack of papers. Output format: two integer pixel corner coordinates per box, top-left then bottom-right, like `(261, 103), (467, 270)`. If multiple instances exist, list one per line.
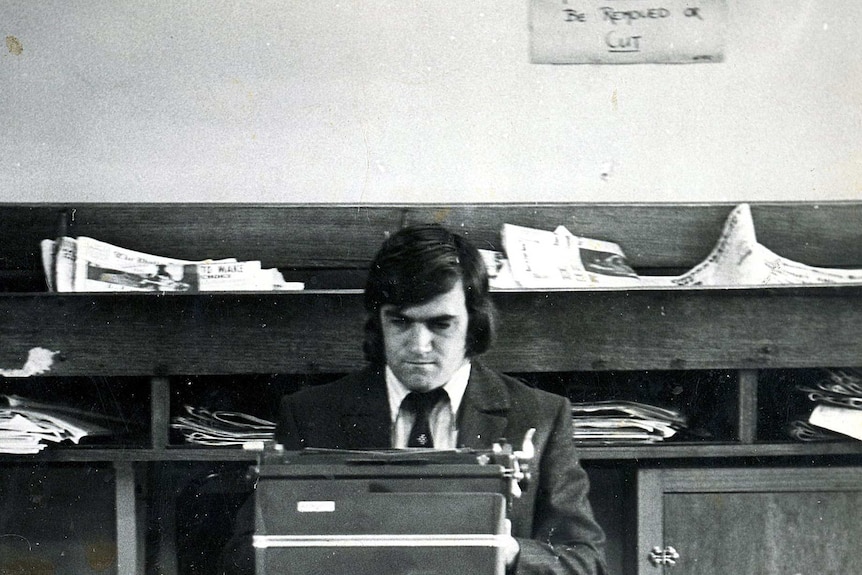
(0, 395), (111, 454)
(487, 223), (639, 289)
(482, 204), (862, 290)
(171, 405), (275, 447)
(797, 368), (862, 442)
(570, 400), (687, 444)
(41, 236), (303, 293)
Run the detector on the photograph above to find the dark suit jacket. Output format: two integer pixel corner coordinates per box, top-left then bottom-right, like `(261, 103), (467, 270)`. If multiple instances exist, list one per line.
(275, 362), (608, 575)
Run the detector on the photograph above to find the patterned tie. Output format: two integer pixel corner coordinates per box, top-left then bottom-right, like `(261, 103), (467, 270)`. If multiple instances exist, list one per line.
(402, 388), (447, 448)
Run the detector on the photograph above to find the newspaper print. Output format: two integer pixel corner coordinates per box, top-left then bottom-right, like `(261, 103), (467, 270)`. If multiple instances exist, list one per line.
(44, 235), (301, 292)
(501, 223), (639, 289)
(655, 204), (862, 287)
(71, 236), (234, 292)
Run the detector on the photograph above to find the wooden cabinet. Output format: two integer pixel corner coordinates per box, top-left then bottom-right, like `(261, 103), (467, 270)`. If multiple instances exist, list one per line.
(1, 202), (861, 575)
(636, 467), (862, 575)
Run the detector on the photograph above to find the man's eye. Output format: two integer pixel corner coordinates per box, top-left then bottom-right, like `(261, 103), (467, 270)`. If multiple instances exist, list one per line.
(430, 320), (452, 331)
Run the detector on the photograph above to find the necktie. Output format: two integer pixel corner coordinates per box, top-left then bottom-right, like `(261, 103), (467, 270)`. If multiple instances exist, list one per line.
(402, 388), (447, 448)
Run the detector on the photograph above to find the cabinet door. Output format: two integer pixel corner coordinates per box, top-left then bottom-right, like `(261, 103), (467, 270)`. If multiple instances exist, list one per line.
(637, 467), (862, 575)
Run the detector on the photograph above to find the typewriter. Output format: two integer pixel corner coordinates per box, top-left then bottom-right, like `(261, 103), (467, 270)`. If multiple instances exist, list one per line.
(252, 432), (534, 575)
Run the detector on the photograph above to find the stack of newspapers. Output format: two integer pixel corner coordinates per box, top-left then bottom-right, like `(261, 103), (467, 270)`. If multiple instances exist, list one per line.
(170, 405), (275, 447)
(0, 395), (112, 454)
(480, 223), (640, 290)
(570, 400), (688, 444)
(480, 203), (862, 290)
(788, 368), (862, 442)
(40, 236), (303, 293)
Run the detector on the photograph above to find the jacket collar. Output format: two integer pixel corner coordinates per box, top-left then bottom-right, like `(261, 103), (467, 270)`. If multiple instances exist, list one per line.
(456, 361), (511, 449)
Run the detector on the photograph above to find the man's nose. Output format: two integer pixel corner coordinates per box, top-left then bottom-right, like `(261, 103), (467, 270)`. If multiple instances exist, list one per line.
(408, 324), (434, 353)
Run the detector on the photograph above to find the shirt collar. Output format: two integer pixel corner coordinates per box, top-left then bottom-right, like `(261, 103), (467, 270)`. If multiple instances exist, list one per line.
(386, 361), (472, 423)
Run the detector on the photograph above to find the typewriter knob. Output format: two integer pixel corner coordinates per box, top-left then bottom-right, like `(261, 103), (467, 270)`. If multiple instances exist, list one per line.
(515, 428), (536, 460)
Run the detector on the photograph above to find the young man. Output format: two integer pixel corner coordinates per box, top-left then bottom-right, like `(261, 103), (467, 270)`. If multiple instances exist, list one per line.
(273, 224), (607, 575)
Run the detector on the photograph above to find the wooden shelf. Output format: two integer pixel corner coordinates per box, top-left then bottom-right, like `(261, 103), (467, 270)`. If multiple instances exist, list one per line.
(3, 441), (862, 464)
(0, 448), (261, 463)
(1, 285), (860, 377)
(578, 441), (862, 460)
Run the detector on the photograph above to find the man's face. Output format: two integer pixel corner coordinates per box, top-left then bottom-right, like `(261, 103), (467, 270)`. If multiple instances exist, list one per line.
(380, 280), (470, 392)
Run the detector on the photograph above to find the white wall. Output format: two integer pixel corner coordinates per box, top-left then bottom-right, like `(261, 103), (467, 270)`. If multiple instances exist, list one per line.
(2, 0), (860, 203)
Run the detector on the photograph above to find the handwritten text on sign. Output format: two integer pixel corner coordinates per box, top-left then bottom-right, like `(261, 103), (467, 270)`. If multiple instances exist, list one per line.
(530, 0), (728, 64)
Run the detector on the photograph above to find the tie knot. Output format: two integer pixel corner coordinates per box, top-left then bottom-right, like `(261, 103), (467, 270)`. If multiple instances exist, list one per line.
(403, 388), (447, 416)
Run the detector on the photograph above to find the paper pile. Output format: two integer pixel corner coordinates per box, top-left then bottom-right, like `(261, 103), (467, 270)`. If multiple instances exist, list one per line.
(570, 400), (687, 444)
(171, 405), (275, 447)
(41, 236), (303, 293)
(792, 369), (862, 442)
(483, 223), (639, 289)
(0, 395), (111, 454)
(484, 204), (862, 289)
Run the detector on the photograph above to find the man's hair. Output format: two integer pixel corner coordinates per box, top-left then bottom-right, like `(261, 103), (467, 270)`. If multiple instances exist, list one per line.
(363, 223), (496, 364)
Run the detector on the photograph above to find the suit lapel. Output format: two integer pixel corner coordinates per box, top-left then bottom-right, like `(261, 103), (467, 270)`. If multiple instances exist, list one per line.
(457, 362), (511, 449)
(339, 368), (392, 449)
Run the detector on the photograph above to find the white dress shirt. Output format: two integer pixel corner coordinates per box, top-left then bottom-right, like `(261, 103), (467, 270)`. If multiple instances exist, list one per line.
(385, 362), (471, 449)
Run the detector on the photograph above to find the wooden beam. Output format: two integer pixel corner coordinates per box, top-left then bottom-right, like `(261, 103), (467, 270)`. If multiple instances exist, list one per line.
(1, 286), (861, 375)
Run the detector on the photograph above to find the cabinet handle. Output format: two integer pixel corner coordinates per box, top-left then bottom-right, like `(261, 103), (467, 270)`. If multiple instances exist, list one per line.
(649, 546), (680, 567)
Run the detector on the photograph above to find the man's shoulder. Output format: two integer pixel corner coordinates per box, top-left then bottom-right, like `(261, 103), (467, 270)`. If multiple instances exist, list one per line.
(473, 362), (569, 409)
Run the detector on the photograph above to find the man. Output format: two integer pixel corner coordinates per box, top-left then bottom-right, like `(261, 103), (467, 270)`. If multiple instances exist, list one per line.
(273, 224), (607, 575)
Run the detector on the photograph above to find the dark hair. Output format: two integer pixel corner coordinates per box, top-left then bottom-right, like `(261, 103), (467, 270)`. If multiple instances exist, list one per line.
(363, 223), (496, 364)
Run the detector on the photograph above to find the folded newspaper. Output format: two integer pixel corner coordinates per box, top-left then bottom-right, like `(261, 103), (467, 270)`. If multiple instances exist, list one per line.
(41, 236), (303, 293)
(642, 203), (862, 287)
(499, 223), (640, 289)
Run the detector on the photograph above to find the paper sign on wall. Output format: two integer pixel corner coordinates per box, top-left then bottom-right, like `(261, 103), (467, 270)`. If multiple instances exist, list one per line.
(530, 0), (728, 64)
